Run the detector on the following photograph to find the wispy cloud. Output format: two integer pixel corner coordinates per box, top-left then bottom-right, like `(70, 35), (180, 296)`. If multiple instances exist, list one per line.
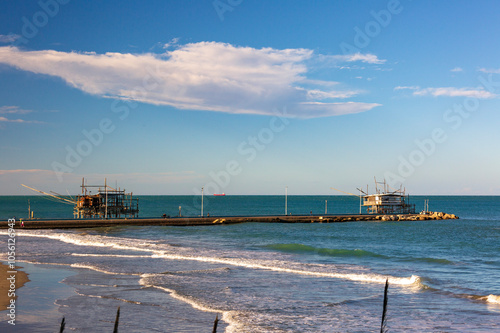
(341, 53), (386, 64)
(478, 68), (500, 74)
(394, 86), (420, 91)
(0, 34), (21, 43)
(298, 101), (381, 117)
(0, 105), (33, 114)
(414, 87), (495, 98)
(0, 169), (53, 175)
(450, 67), (463, 72)
(0, 106), (42, 125)
(394, 86), (496, 99)
(319, 53), (386, 65)
(0, 44), (381, 118)
(0, 116), (24, 123)
(0, 116), (42, 124)
(305, 89), (361, 100)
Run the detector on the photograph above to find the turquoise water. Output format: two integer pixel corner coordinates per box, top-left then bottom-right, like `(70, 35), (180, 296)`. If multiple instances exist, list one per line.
(1, 195), (363, 219)
(1, 196), (499, 332)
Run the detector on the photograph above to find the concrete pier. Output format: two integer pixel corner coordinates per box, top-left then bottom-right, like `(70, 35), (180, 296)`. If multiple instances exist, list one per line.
(1, 212), (458, 229)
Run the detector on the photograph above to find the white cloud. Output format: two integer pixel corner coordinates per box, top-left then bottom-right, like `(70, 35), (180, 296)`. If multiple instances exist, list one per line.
(306, 89), (361, 100)
(163, 37), (180, 49)
(0, 44), (381, 118)
(413, 87), (496, 98)
(394, 86), (496, 99)
(394, 86), (420, 91)
(450, 67), (463, 72)
(343, 53), (386, 64)
(298, 102), (381, 118)
(320, 53), (386, 65)
(478, 68), (500, 74)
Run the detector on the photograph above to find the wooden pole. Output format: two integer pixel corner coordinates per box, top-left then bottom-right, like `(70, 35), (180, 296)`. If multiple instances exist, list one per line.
(212, 314), (219, 333)
(59, 317), (65, 333)
(113, 306), (120, 333)
(380, 279), (389, 333)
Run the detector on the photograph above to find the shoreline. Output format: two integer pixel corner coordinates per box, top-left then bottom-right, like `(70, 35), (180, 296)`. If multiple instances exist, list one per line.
(0, 263), (30, 311)
(0, 261), (79, 332)
(0, 260), (228, 332)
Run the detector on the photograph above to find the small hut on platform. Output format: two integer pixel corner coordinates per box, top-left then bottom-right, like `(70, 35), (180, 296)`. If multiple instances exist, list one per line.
(74, 178), (139, 219)
(361, 179), (415, 214)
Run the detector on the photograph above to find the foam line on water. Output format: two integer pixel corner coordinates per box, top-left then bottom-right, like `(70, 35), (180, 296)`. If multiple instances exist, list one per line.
(6, 230), (419, 286)
(139, 279), (245, 333)
(70, 263), (142, 276)
(150, 253), (420, 286)
(71, 253), (151, 258)
(7, 230), (159, 253)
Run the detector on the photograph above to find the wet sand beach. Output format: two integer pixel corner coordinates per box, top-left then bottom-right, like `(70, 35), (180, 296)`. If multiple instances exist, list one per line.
(0, 263), (30, 310)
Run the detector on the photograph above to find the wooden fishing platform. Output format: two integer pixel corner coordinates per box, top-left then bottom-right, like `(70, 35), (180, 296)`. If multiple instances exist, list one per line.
(1, 212), (458, 229)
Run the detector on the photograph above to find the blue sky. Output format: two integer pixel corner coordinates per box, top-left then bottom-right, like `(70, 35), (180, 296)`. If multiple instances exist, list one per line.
(1, 0), (500, 195)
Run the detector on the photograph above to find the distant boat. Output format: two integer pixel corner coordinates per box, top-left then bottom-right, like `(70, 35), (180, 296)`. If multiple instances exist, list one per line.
(213, 193), (226, 196)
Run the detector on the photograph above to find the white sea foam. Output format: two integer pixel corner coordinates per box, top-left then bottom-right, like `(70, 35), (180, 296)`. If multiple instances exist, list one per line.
(70, 263), (141, 276)
(151, 253), (420, 286)
(486, 294), (500, 304)
(6, 230), (159, 253)
(71, 253), (151, 258)
(1, 230), (420, 287)
(139, 278), (246, 333)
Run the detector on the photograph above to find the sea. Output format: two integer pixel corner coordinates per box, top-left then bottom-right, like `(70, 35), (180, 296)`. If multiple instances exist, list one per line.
(1, 195), (499, 332)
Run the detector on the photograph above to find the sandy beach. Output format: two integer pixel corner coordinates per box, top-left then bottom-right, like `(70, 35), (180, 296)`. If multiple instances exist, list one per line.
(0, 263), (30, 311)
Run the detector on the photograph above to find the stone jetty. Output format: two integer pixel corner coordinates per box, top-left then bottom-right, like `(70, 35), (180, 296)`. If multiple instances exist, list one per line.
(1, 212), (458, 229)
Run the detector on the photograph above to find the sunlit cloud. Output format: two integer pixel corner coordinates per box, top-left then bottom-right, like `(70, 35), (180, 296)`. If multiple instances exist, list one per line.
(0, 44), (381, 118)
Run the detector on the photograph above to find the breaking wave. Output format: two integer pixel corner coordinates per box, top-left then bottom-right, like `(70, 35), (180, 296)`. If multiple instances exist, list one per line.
(3, 230), (419, 287)
(486, 294), (500, 304)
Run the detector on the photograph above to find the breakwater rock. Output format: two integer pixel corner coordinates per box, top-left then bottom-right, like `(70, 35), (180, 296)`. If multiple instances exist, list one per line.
(375, 212), (458, 222)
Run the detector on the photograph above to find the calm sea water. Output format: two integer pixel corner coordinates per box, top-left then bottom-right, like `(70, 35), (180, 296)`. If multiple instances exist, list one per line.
(1, 195), (499, 332)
